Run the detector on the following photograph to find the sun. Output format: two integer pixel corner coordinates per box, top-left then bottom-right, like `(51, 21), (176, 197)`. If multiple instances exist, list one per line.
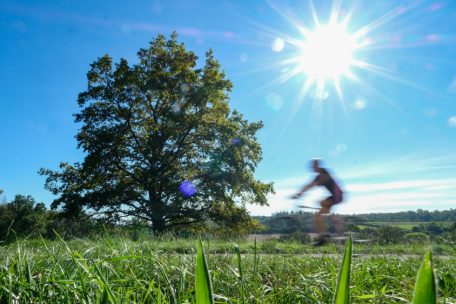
(290, 17), (365, 100)
(267, 5), (369, 101)
(299, 23), (358, 81)
(262, 0), (416, 106)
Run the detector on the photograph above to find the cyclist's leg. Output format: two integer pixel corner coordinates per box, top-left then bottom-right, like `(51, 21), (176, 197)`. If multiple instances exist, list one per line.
(315, 197), (333, 234)
(330, 191), (343, 233)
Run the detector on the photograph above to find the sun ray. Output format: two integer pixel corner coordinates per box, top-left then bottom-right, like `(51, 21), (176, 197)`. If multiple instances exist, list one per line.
(308, 0), (321, 28)
(353, 1), (423, 40)
(333, 78), (352, 123)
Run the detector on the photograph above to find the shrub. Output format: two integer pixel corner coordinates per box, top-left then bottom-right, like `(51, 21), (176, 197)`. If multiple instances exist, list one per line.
(373, 225), (405, 244)
(404, 232), (429, 244)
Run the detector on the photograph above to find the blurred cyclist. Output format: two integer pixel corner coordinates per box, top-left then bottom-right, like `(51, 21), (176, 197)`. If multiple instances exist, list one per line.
(291, 159), (344, 245)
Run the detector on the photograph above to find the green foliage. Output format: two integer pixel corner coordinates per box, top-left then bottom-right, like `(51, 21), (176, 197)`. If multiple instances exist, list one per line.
(207, 207), (266, 237)
(373, 225), (405, 244)
(404, 232), (429, 244)
(0, 194), (137, 242)
(333, 236), (352, 304)
(258, 211), (315, 233)
(260, 239), (280, 253)
(0, 195), (48, 242)
(40, 33), (273, 234)
(412, 250), (437, 304)
(0, 238), (455, 303)
(355, 209), (456, 222)
(196, 239), (213, 304)
(412, 222), (446, 236)
(234, 244), (245, 304)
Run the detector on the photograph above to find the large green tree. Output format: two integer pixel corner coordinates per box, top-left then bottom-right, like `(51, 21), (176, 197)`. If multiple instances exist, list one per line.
(40, 33), (273, 234)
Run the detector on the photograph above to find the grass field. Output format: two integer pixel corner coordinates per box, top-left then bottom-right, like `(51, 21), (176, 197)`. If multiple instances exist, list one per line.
(0, 236), (455, 303)
(356, 221), (453, 230)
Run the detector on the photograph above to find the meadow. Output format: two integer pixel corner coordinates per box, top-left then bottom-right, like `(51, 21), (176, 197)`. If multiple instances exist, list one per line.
(359, 222), (453, 230)
(0, 236), (455, 303)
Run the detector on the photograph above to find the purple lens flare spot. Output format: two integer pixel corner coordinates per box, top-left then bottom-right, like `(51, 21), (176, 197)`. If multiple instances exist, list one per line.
(179, 180), (196, 197)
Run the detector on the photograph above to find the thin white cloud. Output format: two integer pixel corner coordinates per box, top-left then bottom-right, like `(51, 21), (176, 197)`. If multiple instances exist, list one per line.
(248, 176), (456, 215)
(447, 77), (456, 94)
(337, 190), (456, 214)
(2, 2), (236, 41)
(247, 185), (328, 216)
(448, 116), (456, 127)
(341, 152), (456, 180)
(248, 152), (456, 215)
(336, 197), (456, 214)
(347, 178), (456, 193)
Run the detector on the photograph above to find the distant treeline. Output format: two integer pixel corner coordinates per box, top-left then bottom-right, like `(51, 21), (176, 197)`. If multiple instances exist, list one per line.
(353, 209), (456, 222)
(254, 209), (456, 234)
(1, 192), (455, 244)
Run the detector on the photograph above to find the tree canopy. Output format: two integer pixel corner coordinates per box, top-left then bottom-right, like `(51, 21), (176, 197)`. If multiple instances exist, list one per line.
(0, 195), (47, 241)
(40, 33), (273, 234)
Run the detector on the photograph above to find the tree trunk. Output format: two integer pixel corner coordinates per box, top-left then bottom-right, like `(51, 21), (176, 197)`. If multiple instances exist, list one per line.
(151, 217), (166, 235)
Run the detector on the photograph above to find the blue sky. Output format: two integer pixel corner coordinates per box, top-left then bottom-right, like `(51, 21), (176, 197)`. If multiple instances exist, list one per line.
(1, 0), (455, 215)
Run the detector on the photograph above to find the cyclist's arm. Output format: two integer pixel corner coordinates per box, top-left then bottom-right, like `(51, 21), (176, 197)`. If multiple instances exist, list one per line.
(292, 176), (320, 198)
(298, 180), (318, 195)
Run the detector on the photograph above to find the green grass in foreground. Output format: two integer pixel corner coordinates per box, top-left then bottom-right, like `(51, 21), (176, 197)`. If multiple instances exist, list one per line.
(0, 237), (454, 303)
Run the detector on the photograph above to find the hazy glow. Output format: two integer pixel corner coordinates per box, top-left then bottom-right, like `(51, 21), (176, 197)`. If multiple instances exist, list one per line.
(265, 92), (284, 110)
(354, 99), (366, 110)
(447, 78), (456, 93)
(449, 116), (456, 127)
(311, 89), (329, 100)
(272, 37), (285, 52)
(299, 23), (358, 80)
(329, 143), (348, 157)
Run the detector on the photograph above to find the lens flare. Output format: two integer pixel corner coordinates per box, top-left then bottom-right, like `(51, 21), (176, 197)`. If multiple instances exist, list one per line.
(179, 180), (196, 197)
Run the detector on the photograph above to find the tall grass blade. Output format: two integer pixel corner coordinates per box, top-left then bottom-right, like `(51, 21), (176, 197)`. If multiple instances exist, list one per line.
(53, 230), (92, 303)
(333, 235), (352, 304)
(141, 279), (156, 303)
(235, 244), (245, 304)
(93, 261), (119, 304)
(253, 236), (257, 280)
(155, 259), (177, 302)
(411, 250), (436, 304)
(195, 239), (213, 304)
(101, 286), (109, 304)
